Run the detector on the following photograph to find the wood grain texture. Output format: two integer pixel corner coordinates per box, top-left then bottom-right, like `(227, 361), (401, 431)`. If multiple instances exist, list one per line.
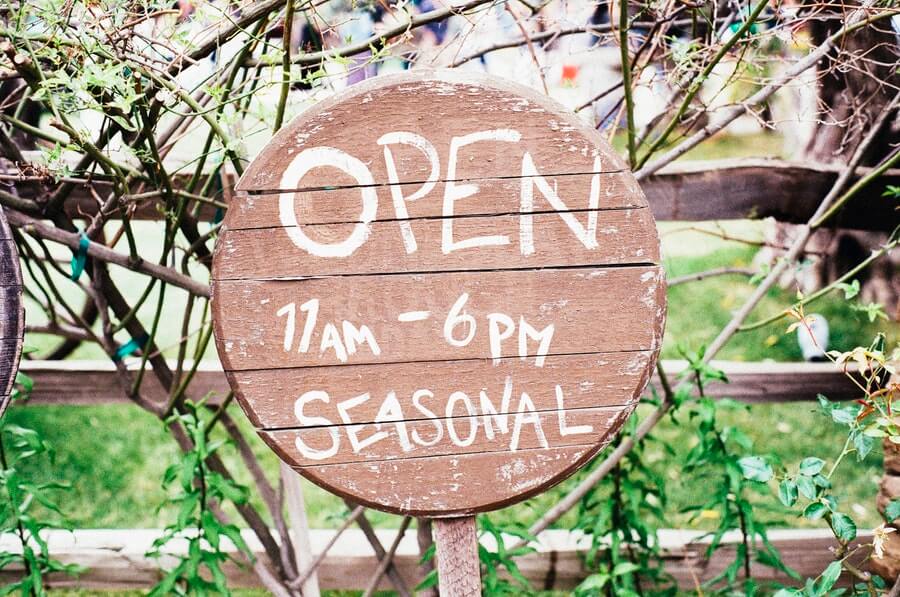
(15, 359), (862, 407)
(212, 70), (665, 516)
(213, 266), (665, 371)
(214, 208), (658, 280)
(228, 351), (654, 429)
(288, 443), (609, 516)
(0, 208), (23, 416)
(234, 71), (630, 193)
(262, 406), (625, 466)
(434, 517), (480, 597)
(226, 173), (643, 227)
(15, 155), (896, 232)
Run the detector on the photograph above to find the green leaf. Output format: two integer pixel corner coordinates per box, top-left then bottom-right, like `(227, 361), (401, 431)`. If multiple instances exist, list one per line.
(612, 562), (641, 576)
(803, 502), (828, 520)
(885, 499), (900, 522)
(835, 280), (860, 300)
(778, 479), (798, 507)
(830, 512), (857, 542)
(831, 407), (856, 425)
(796, 475), (817, 500)
(577, 573), (610, 591)
(799, 457), (826, 476)
(819, 560), (843, 592)
(853, 431), (874, 460)
(738, 456), (773, 482)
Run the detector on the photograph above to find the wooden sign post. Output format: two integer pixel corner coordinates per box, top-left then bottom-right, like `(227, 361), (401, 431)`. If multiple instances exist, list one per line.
(212, 70), (665, 593)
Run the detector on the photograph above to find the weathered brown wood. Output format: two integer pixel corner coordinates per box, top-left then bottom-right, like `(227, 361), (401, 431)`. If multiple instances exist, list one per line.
(0, 207), (23, 416)
(643, 159), (900, 230)
(196, 71), (665, 516)
(434, 517), (480, 596)
(215, 207), (658, 280)
(232, 73), (629, 193)
(229, 351), (653, 429)
(214, 267), (664, 371)
(13, 359), (863, 406)
(286, 444), (604, 516)
(263, 406), (628, 466)
(0, 528), (874, 591)
(226, 173), (643, 227)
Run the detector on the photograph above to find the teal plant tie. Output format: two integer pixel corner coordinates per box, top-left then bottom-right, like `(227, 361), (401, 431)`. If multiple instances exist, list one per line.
(70, 232), (89, 281)
(113, 333), (149, 362)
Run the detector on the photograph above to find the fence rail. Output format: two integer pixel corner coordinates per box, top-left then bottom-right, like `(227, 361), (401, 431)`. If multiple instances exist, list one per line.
(0, 527), (873, 591)
(17, 358), (862, 406)
(9, 154), (900, 231)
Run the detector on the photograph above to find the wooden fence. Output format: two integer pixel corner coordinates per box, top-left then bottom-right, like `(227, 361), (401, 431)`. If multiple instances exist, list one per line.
(0, 359), (872, 591)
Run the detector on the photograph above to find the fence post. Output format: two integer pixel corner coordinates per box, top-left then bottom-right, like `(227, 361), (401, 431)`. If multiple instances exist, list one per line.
(280, 462), (321, 597)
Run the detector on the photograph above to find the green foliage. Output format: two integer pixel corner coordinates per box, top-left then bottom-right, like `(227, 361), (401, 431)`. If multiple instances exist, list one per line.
(0, 373), (82, 597)
(477, 517), (536, 596)
(676, 349), (798, 592)
(572, 401), (675, 596)
(758, 335), (900, 595)
(146, 400), (253, 597)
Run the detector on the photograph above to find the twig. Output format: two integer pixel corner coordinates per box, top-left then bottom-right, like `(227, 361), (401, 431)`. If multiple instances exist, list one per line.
(344, 499), (413, 597)
(362, 517), (412, 597)
(634, 2), (896, 180)
(273, 0), (295, 132)
(668, 267), (755, 286)
(504, 4), (548, 95)
(7, 209), (211, 298)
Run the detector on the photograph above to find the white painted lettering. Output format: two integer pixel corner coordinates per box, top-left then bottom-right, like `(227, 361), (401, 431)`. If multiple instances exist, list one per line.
(510, 392), (548, 452)
(555, 385), (593, 436)
(377, 132), (440, 254)
(293, 391), (339, 460)
(520, 154), (601, 255)
(445, 391), (478, 447)
(279, 146), (377, 257)
(442, 129), (521, 254)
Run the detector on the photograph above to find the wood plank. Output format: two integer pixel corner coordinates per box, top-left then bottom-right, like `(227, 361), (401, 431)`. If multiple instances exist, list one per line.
(434, 517), (481, 596)
(234, 71), (630, 193)
(13, 360), (862, 406)
(226, 173), (643, 227)
(228, 351), (653, 429)
(212, 266), (666, 371)
(0, 528), (873, 591)
(291, 444), (598, 516)
(645, 159), (900, 231)
(0, 207), (23, 416)
(214, 207), (658, 280)
(262, 406), (629, 467)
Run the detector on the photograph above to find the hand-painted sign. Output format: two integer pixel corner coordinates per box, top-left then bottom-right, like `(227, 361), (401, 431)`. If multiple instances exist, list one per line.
(212, 70), (666, 517)
(0, 206), (24, 416)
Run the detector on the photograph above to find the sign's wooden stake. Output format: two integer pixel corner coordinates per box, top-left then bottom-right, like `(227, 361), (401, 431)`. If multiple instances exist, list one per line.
(434, 516), (480, 597)
(280, 462), (321, 597)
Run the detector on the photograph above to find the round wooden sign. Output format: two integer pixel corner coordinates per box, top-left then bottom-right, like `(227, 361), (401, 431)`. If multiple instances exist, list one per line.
(0, 206), (24, 416)
(212, 70), (666, 516)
